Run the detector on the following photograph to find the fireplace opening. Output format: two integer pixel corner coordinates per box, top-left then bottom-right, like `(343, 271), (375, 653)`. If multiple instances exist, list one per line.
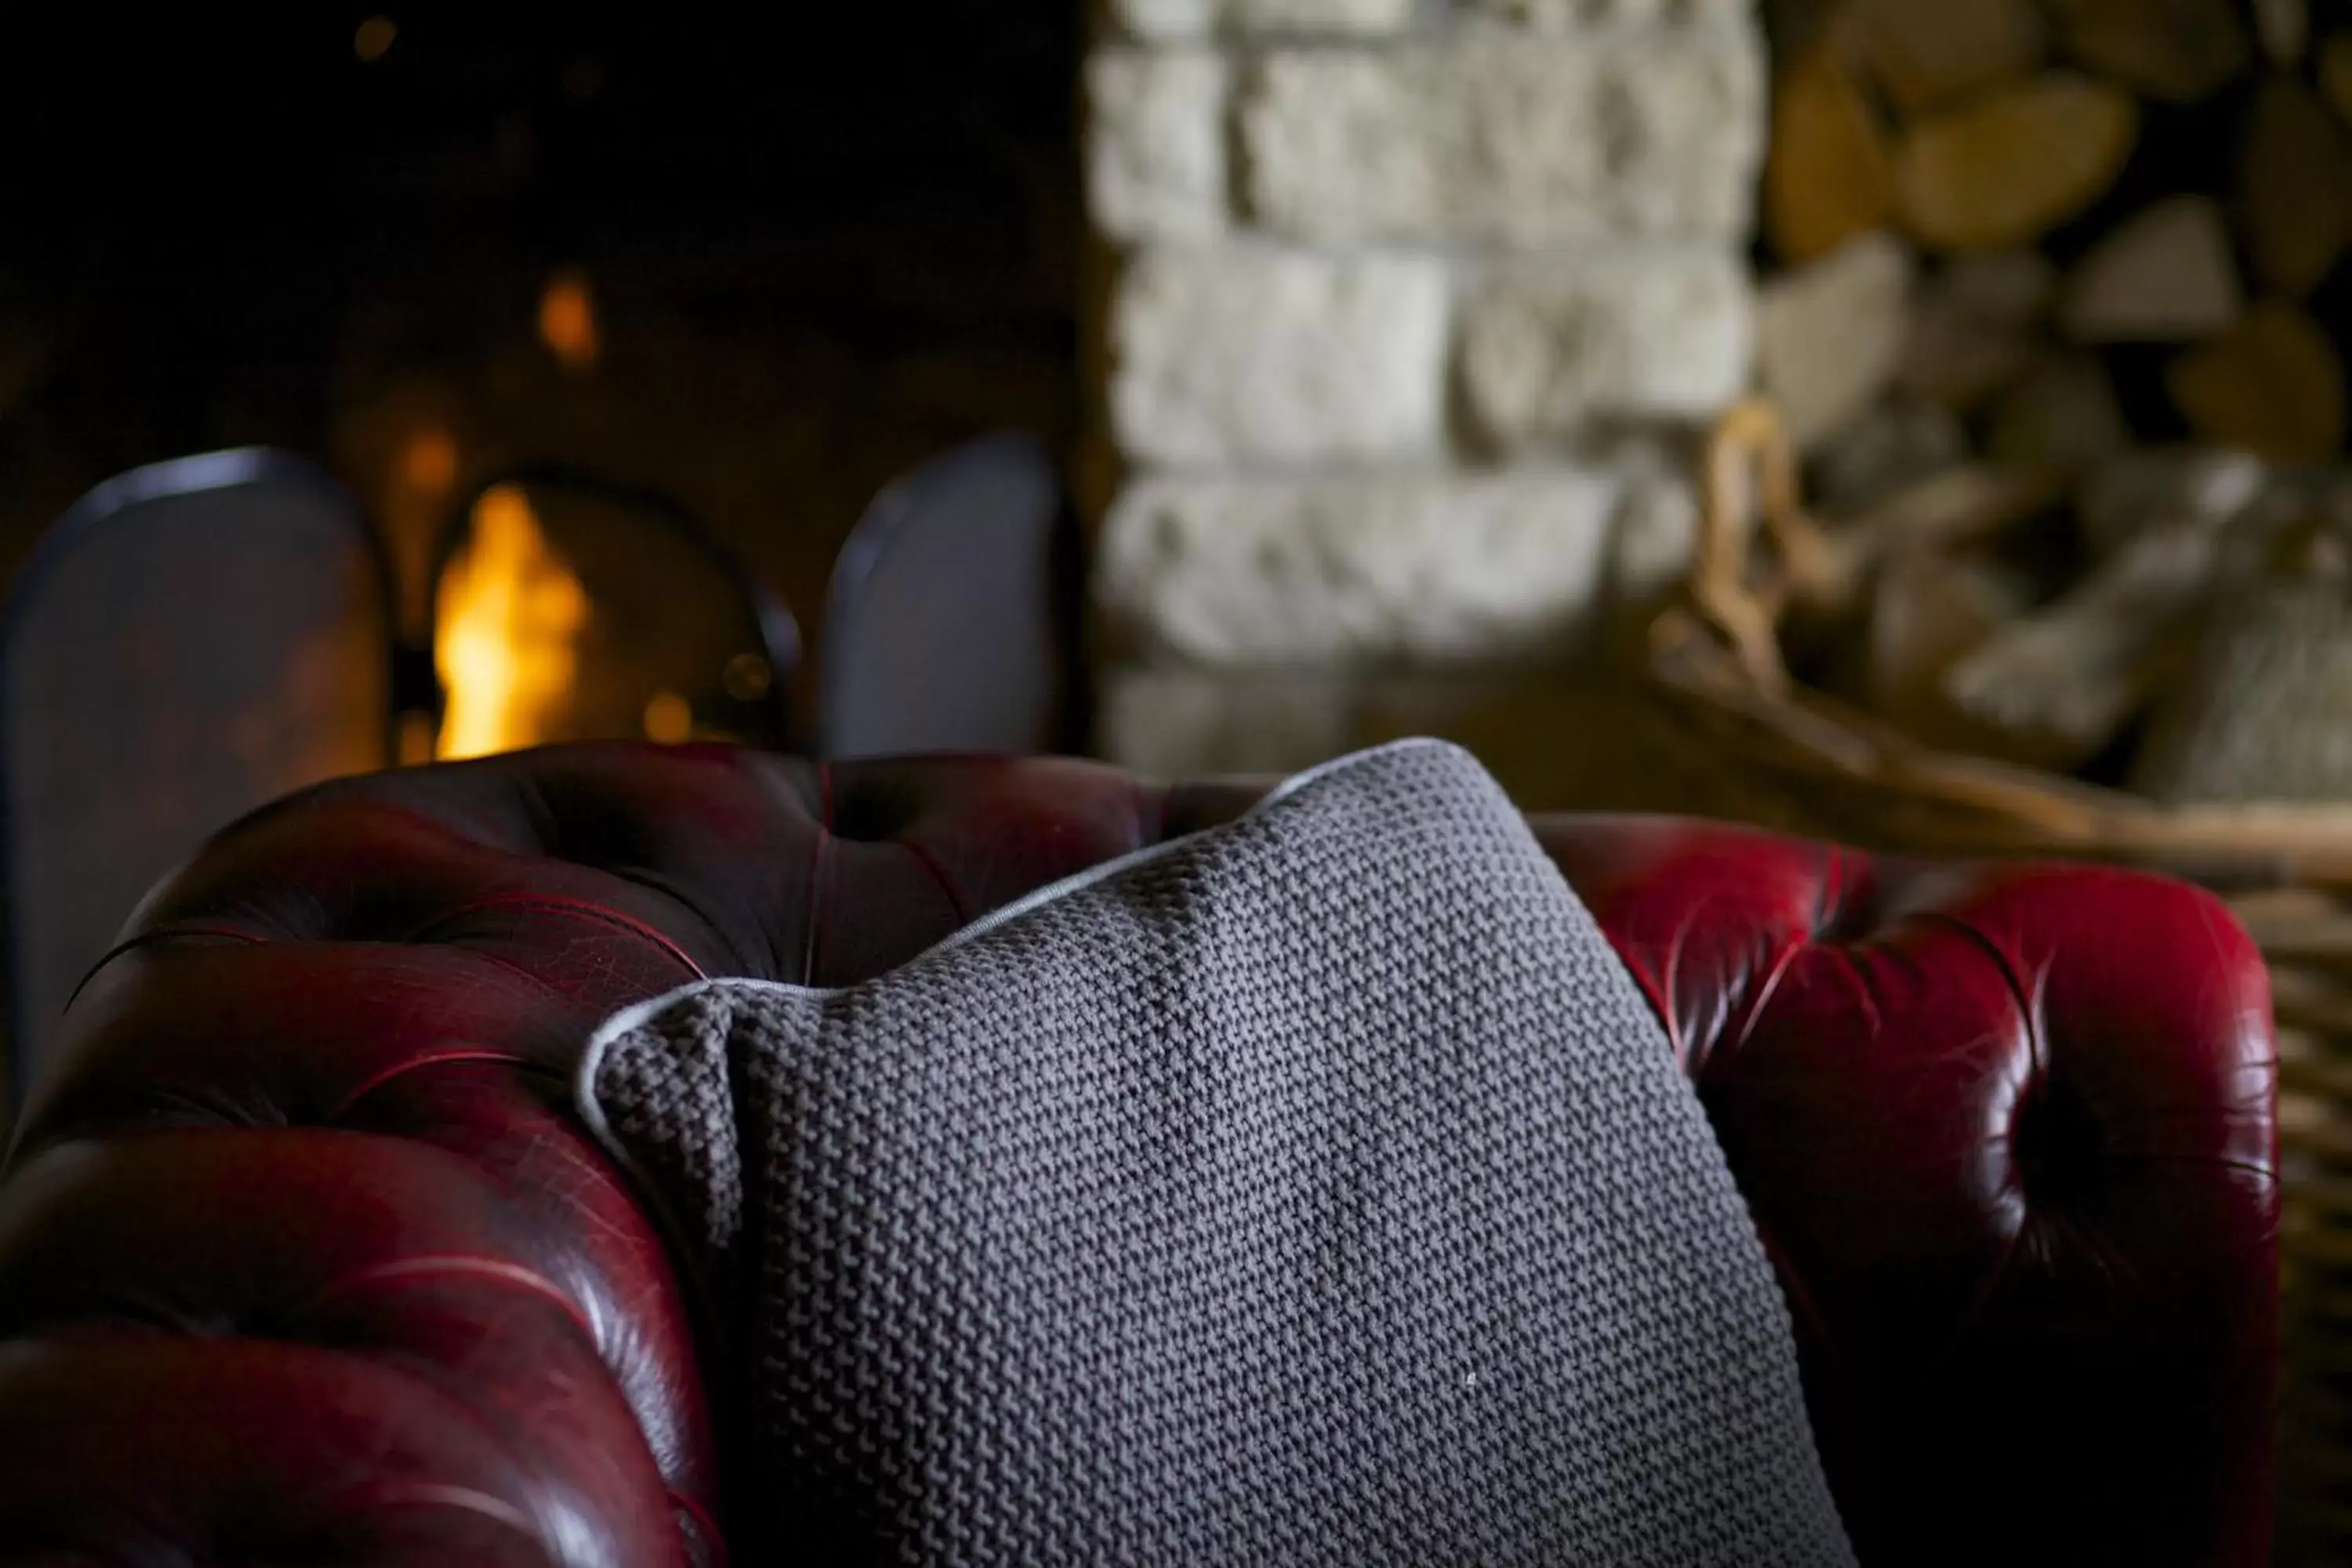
(0, 6), (1083, 1094)
(429, 471), (794, 762)
(0, 6), (1083, 670)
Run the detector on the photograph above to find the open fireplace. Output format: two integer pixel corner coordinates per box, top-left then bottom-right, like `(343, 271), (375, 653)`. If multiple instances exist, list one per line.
(0, 426), (1086, 1104)
(0, 6), (1086, 1096)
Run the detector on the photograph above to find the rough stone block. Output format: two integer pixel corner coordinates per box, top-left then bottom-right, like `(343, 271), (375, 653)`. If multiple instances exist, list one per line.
(1095, 468), (1624, 663)
(1086, 50), (1229, 242)
(1233, 0), (1418, 30)
(1461, 0), (1756, 27)
(1602, 439), (1704, 604)
(1457, 251), (1751, 445)
(1236, 34), (1764, 242)
(1106, 0), (1417, 39)
(1109, 247), (1447, 466)
(1108, 0), (1214, 34)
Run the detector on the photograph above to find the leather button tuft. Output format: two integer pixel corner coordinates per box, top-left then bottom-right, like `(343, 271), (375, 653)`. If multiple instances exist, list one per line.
(827, 772), (929, 845)
(2010, 1069), (2106, 1209)
(1807, 849), (1886, 946)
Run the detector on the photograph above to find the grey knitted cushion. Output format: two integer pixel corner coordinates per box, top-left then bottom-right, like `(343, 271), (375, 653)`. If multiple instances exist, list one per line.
(579, 739), (1853, 1566)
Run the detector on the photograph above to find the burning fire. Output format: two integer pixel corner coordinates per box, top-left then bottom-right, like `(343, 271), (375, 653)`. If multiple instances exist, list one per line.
(434, 485), (589, 760)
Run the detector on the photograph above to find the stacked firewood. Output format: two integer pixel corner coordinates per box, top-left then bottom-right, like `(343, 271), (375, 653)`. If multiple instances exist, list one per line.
(1753, 0), (2352, 804)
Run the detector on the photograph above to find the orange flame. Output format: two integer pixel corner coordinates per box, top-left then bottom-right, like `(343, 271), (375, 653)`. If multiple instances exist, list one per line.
(434, 485), (588, 760)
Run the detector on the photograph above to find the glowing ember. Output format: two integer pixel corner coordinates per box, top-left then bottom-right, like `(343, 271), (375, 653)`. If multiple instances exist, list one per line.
(397, 426), (459, 499)
(354, 16), (397, 63)
(722, 652), (773, 702)
(642, 690), (693, 743)
(434, 485), (589, 760)
(539, 270), (601, 372)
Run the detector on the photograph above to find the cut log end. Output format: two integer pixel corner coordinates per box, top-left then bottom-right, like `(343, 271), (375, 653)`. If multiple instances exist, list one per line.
(2241, 74), (2352, 297)
(2169, 303), (2348, 463)
(1767, 45), (1896, 265)
(2049, 0), (2252, 103)
(2059, 194), (2244, 343)
(1839, 0), (2046, 114)
(1894, 76), (2139, 252)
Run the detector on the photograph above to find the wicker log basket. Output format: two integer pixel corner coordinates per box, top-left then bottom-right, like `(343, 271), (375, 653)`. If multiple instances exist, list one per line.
(1656, 400), (2352, 1565)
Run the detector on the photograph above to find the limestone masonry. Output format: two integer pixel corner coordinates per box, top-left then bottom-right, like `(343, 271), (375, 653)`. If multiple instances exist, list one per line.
(1084, 0), (1766, 770)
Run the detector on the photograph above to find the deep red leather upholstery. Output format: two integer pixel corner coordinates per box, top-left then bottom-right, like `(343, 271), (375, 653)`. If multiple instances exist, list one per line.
(0, 743), (2277, 1565)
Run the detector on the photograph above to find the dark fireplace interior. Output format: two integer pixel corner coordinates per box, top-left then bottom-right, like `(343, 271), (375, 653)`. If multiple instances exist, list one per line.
(0, 6), (1083, 674)
(0, 8), (1085, 1089)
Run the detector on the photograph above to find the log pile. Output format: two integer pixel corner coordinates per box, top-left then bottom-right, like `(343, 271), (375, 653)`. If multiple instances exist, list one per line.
(1751, 0), (2352, 803)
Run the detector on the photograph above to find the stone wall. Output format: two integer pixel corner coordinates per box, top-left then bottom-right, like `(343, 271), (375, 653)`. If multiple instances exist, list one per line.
(1083, 0), (1767, 774)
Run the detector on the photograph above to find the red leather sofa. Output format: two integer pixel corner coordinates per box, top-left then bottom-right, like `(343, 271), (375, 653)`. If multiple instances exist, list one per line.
(0, 743), (2278, 1564)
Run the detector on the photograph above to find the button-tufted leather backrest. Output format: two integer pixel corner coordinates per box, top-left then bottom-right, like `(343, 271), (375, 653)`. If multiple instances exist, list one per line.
(0, 743), (2276, 1565)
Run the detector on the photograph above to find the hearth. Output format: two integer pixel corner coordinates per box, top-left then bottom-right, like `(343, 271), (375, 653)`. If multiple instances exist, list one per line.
(0, 433), (1085, 1105)
(0, 453), (793, 1098)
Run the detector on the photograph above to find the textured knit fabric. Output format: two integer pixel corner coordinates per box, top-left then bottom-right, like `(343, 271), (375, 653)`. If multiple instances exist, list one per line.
(578, 739), (1855, 1566)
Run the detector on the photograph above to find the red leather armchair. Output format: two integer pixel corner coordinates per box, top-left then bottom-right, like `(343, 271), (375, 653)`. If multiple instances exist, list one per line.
(0, 743), (2278, 1565)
